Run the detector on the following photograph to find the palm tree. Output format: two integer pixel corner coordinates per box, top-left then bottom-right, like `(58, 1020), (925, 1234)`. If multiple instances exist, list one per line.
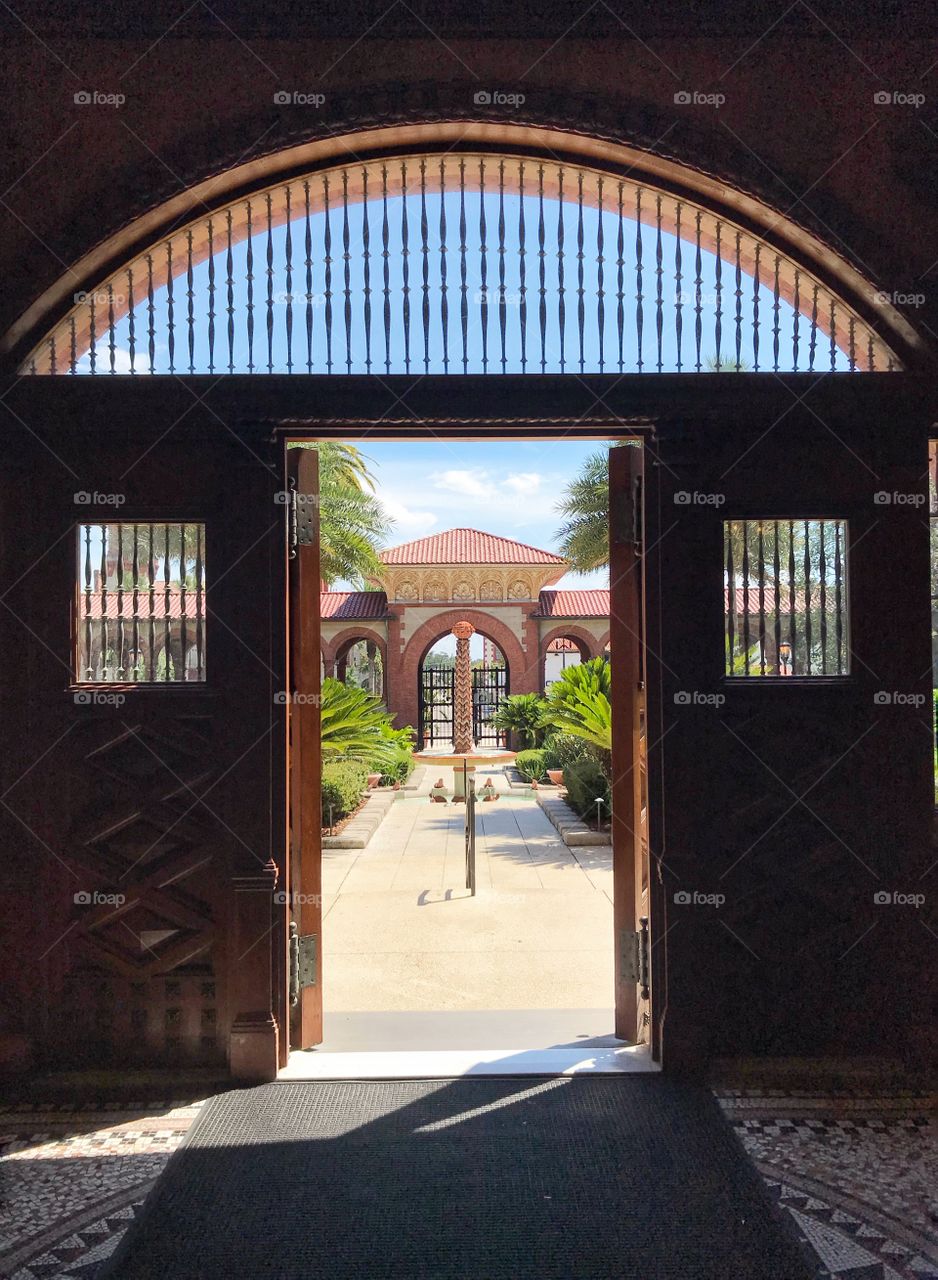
(292, 442), (394, 587)
(554, 449), (611, 573)
(542, 657), (612, 753)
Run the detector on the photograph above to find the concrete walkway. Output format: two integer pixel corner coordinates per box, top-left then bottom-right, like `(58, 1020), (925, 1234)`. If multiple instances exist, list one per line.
(321, 766), (614, 1017)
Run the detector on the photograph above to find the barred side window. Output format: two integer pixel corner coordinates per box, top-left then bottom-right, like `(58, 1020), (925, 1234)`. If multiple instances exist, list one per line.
(724, 519), (848, 677)
(76, 523), (206, 683)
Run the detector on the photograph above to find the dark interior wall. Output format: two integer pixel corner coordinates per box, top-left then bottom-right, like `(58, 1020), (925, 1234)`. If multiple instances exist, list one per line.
(1, 12), (937, 363)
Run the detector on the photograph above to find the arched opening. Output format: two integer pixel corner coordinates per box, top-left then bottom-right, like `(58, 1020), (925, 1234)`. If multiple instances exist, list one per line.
(543, 634), (591, 688)
(418, 627), (508, 751)
(335, 636), (384, 698)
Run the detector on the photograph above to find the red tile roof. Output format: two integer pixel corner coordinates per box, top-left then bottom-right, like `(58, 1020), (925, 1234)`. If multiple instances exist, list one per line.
(536, 589), (609, 617)
(320, 591), (388, 619)
(380, 528), (566, 566)
(79, 589), (203, 620)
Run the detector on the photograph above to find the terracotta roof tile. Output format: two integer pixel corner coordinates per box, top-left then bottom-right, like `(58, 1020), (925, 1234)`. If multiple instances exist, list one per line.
(380, 528), (566, 566)
(536, 589), (609, 617)
(320, 591), (388, 619)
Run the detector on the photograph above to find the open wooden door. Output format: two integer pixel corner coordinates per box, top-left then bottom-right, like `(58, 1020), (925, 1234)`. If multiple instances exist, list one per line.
(609, 442), (651, 1045)
(287, 445), (323, 1049)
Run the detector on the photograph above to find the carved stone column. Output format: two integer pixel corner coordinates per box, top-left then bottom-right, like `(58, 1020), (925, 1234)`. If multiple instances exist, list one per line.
(452, 620), (475, 755)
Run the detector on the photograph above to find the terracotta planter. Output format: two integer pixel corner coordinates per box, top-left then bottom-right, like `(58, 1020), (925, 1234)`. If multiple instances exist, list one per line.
(547, 769), (564, 787)
(367, 773), (382, 789)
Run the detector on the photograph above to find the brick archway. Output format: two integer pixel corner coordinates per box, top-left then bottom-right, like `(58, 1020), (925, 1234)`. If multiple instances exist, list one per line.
(395, 608), (534, 736)
(540, 626), (597, 692)
(325, 627), (388, 695)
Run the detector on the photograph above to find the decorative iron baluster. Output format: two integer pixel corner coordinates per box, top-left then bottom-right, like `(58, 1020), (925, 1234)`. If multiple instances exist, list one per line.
(576, 169), (585, 372)
(88, 294), (96, 375)
(654, 194), (664, 372)
(363, 167), (373, 373)
(342, 170), (352, 374)
(163, 523), (172, 682)
(147, 523), (156, 682)
(517, 160), (526, 373)
(634, 187), (643, 372)
(834, 521), (844, 672)
(772, 254), (781, 373)
(48, 335), (55, 376)
(741, 520), (751, 675)
(400, 160), (411, 374)
(757, 520), (766, 675)
(179, 523), (188, 680)
(596, 175), (605, 372)
(99, 522), (108, 677)
(734, 232), (743, 371)
(498, 160), (508, 372)
(792, 268), (801, 372)
(538, 165), (547, 372)
(116, 523), (125, 676)
(556, 166), (565, 372)
(803, 519), (813, 675)
(726, 522), (736, 673)
(245, 201), (255, 373)
(714, 221), (723, 369)
(225, 211), (235, 374)
(132, 523), (139, 682)
(674, 201), (683, 371)
(818, 520), (828, 673)
(848, 317), (856, 373)
(829, 299), (837, 372)
(788, 520), (797, 670)
(438, 159), (448, 373)
(867, 333), (875, 373)
(616, 183), (625, 372)
(69, 314), (77, 375)
(479, 159), (488, 373)
(207, 219), (215, 374)
(285, 185), (294, 374)
(186, 229), (195, 374)
(107, 282), (116, 374)
(304, 180), (314, 373)
(165, 241), (175, 373)
(694, 210), (703, 372)
(323, 175), (333, 374)
(420, 159), (430, 373)
(808, 283), (819, 372)
(195, 523), (204, 680)
(772, 521), (781, 673)
(83, 524), (92, 678)
(459, 159), (469, 373)
(751, 242), (761, 370)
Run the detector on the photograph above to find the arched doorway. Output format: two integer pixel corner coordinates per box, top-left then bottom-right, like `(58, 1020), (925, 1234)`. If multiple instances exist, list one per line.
(335, 636), (384, 698)
(418, 627), (508, 750)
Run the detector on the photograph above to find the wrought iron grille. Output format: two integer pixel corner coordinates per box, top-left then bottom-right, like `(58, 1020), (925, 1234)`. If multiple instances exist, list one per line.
(76, 522), (206, 683)
(724, 519), (848, 677)
(23, 154), (899, 376)
(472, 664), (508, 746)
(420, 665), (454, 748)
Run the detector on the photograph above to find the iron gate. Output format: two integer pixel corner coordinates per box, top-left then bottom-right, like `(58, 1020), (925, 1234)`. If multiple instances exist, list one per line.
(472, 665), (507, 747)
(420, 665), (454, 748)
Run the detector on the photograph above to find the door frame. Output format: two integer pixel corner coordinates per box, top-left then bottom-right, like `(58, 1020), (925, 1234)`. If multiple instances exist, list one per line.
(278, 423), (659, 1060)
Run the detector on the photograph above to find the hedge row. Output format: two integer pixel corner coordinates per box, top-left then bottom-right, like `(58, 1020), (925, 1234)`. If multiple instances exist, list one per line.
(321, 760), (370, 826)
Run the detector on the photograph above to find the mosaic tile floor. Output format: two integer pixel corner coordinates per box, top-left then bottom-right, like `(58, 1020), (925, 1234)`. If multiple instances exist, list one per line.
(0, 1086), (934, 1278)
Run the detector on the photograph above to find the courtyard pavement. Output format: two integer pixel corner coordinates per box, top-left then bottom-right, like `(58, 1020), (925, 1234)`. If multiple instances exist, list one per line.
(321, 766), (614, 1019)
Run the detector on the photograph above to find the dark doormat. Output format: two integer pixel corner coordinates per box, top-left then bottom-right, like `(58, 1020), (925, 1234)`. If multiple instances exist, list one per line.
(102, 1077), (819, 1279)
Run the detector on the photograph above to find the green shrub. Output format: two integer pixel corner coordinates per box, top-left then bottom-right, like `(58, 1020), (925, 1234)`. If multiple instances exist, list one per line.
(493, 692), (549, 749)
(321, 760), (370, 825)
(378, 744), (415, 786)
(542, 656), (612, 752)
(542, 732), (592, 772)
(514, 748), (548, 781)
(563, 755), (611, 821)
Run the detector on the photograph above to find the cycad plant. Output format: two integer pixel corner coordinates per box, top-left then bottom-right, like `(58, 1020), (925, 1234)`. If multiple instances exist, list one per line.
(320, 677), (413, 770)
(492, 692), (549, 749)
(542, 656), (612, 753)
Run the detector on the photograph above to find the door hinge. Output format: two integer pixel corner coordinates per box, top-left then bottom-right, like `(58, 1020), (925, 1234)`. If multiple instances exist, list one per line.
(620, 916), (650, 1000)
(287, 479), (317, 557)
(289, 921), (317, 1006)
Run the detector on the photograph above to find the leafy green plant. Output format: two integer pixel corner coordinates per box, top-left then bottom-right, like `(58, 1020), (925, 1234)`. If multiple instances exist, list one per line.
(320, 677), (412, 771)
(563, 755), (611, 821)
(542, 732), (592, 772)
(514, 748), (548, 781)
(542, 657), (612, 753)
(492, 692), (549, 749)
(321, 760), (370, 825)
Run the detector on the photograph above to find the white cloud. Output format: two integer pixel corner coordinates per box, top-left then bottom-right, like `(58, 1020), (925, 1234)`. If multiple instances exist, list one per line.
(502, 472), (542, 497)
(382, 498), (437, 534)
(429, 468), (496, 499)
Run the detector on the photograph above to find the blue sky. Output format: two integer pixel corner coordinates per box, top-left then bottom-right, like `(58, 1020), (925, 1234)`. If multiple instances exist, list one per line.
(343, 437), (607, 592)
